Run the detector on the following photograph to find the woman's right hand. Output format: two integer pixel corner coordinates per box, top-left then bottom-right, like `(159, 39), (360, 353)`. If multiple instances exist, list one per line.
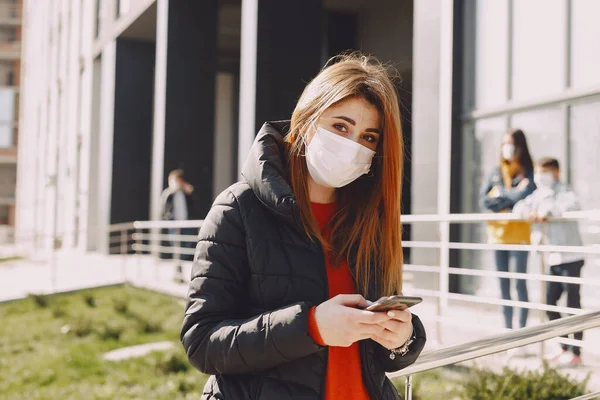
(517, 178), (530, 191)
(313, 294), (392, 347)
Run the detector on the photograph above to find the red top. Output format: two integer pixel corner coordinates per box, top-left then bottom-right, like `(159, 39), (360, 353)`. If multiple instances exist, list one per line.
(307, 202), (370, 400)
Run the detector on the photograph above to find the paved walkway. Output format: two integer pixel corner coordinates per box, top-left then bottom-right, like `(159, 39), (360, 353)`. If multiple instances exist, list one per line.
(0, 251), (598, 390)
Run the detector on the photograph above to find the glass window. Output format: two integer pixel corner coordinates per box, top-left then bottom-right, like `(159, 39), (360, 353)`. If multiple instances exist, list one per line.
(510, 107), (566, 172)
(0, 88), (15, 148)
(570, 101), (600, 212)
(474, 0), (509, 108)
(512, 0), (567, 101)
(571, 0), (600, 88)
(570, 101), (600, 300)
(0, 124), (12, 148)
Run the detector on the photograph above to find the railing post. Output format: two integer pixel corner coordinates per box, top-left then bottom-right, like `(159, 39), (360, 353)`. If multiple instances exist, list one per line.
(404, 375), (413, 400)
(120, 228), (127, 282)
(538, 227), (547, 361)
(136, 225), (143, 283)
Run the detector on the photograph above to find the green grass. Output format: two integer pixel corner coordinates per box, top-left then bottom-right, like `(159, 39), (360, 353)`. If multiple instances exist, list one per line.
(393, 368), (465, 400)
(0, 285), (207, 400)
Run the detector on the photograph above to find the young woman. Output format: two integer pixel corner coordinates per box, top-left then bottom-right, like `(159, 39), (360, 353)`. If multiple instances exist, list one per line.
(480, 129), (536, 329)
(181, 54), (426, 400)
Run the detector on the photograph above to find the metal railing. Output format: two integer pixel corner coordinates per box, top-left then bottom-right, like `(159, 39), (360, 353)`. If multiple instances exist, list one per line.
(400, 210), (600, 351)
(388, 311), (600, 399)
(8, 210), (599, 398)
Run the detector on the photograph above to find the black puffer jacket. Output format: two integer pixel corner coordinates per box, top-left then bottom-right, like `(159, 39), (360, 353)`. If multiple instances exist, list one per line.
(181, 121), (426, 400)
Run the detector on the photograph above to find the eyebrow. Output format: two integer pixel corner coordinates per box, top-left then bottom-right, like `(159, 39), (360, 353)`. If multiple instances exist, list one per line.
(333, 116), (382, 135)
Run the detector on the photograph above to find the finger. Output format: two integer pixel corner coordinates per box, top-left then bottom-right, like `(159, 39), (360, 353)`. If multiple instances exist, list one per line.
(377, 319), (404, 333)
(350, 309), (393, 324)
(334, 294), (369, 308)
(357, 323), (386, 336)
(386, 309), (412, 323)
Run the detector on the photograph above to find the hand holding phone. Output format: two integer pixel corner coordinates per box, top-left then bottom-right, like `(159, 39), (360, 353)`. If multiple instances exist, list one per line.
(365, 295), (422, 312)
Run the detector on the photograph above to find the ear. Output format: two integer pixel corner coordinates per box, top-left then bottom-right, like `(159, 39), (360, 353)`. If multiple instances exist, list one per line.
(553, 169), (560, 180)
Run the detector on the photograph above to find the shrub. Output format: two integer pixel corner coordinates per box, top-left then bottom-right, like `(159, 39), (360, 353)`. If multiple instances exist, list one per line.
(112, 297), (130, 315)
(29, 293), (51, 308)
(130, 311), (163, 334)
(139, 317), (163, 334)
(155, 350), (190, 374)
(97, 323), (125, 341)
(83, 293), (97, 308)
(52, 305), (67, 318)
(72, 315), (93, 337)
(463, 363), (589, 400)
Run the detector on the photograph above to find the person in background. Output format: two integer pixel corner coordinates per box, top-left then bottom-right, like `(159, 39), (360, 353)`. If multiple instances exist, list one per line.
(181, 54), (426, 400)
(479, 129), (536, 330)
(160, 169), (196, 283)
(514, 157), (584, 367)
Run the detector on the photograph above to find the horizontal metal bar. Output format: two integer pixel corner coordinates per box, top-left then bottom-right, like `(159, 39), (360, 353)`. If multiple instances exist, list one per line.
(388, 311), (600, 378)
(408, 288), (586, 315)
(425, 314), (585, 348)
(403, 263), (600, 287)
(131, 233), (197, 243)
(131, 243), (196, 256)
(107, 222), (136, 231)
(462, 85), (600, 121)
(570, 392), (600, 400)
(133, 220), (203, 229)
(401, 210), (599, 223)
(402, 240), (600, 254)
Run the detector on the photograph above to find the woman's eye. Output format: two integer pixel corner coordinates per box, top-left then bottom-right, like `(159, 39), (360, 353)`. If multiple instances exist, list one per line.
(333, 123), (347, 133)
(362, 134), (377, 143)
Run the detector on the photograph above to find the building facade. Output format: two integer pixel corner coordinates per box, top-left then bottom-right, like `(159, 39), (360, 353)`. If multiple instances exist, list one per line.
(16, 0), (599, 294)
(0, 0), (21, 241)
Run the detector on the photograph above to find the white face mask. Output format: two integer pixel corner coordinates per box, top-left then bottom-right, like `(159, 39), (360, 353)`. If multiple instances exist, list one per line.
(305, 127), (376, 188)
(502, 144), (515, 160)
(534, 172), (555, 189)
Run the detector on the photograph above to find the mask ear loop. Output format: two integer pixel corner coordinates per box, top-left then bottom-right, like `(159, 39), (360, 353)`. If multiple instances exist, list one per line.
(297, 121), (319, 158)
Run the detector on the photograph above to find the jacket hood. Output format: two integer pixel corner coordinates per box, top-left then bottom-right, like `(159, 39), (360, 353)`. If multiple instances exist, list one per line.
(241, 121), (301, 227)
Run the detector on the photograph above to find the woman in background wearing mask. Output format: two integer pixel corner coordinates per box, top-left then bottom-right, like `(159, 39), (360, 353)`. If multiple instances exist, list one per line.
(181, 53), (426, 400)
(480, 129), (536, 330)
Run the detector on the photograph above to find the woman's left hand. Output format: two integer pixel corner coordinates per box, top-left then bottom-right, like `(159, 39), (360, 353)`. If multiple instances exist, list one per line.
(371, 309), (413, 350)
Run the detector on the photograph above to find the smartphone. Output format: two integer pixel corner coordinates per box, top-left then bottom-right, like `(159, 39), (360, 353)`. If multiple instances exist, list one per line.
(365, 295), (423, 312)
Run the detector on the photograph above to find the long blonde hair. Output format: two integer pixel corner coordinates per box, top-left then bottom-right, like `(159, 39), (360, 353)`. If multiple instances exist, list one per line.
(285, 53), (404, 296)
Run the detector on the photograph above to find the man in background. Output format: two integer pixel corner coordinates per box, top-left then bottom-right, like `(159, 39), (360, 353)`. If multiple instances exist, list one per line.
(160, 169), (196, 283)
(514, 157), (585, 367)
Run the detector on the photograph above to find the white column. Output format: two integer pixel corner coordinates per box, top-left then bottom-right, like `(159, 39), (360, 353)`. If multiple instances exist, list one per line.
(213, 72), (235, 197)
(43, 4), (60, 252)
(86, 57), (103, 251)
(436, 0), (455, 344)
(411, 0), (442, 278)
(61, 0), (83, 249)
(96, 40), (117, 253)
(150, 0), (169, 222)
(237, 0), (258, 175)
(77, 0), (96, 252)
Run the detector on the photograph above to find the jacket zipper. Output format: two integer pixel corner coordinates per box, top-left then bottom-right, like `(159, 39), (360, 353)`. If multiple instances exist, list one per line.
(316, 242), (329, 400)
